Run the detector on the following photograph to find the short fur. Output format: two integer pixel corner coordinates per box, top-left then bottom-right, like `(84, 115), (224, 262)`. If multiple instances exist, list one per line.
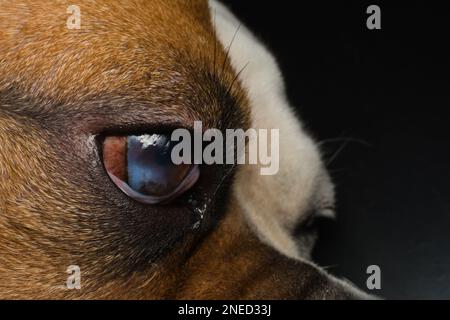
(0, 0), (368, 299)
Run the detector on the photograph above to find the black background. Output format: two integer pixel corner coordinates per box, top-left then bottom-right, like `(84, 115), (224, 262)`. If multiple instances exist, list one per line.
(222, 0), (450, 299)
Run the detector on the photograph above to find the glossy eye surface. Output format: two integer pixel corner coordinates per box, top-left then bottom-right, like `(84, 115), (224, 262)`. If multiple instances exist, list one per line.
(103, 134), (199, 204)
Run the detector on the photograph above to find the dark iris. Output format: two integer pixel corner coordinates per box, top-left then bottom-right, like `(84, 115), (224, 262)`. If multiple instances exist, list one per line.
(103, 134), (199, 204)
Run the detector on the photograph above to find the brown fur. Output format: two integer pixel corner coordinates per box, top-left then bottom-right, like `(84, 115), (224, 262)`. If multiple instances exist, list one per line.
(0, 0), (363, 299)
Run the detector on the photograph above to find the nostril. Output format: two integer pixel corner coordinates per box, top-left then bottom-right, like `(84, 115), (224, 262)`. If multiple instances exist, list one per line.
(294, 211), (335, 237)
(293, 211), (336, 259)
(304, 215), (332, 231)
(304, 213), (317, 228)
(312, 215), (335, 230)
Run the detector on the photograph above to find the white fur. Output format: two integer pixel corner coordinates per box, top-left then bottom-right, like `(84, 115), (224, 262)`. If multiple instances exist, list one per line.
(209, 0), (334, 259)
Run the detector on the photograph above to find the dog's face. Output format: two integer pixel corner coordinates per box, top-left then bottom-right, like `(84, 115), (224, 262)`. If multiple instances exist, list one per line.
(0, 0), (366, 299)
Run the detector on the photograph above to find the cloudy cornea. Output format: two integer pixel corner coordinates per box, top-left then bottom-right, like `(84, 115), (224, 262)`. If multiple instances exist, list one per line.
(137, 135), (161, 150)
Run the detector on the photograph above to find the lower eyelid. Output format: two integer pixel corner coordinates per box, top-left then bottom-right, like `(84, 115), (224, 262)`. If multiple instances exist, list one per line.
(107, 166), (200, 205)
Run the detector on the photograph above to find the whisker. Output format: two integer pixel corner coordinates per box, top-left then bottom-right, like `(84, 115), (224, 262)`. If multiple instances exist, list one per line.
(225, 62), (249, 98)
(326, 139), (352, 166)
(318, 137), (372, 147)
(322, 264), (339, 271)
(212, 164), (237, 199)
(212, 9), (218, 80)
(328, 168), (351, 174)
(221, 24), (242, 76)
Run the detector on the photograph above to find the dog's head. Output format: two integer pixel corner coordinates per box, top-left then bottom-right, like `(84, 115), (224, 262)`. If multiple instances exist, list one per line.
(0, 0), (367, 299)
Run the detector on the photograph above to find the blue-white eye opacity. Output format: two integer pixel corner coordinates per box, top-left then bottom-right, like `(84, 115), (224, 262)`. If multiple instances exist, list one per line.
(103, 134), (199, 205)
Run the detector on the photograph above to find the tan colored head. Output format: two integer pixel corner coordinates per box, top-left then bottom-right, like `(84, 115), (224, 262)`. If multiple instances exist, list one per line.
(0, 0), (367, 299)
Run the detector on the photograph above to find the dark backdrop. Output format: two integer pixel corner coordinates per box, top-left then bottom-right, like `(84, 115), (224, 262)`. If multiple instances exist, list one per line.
(222, 0), (450, 299)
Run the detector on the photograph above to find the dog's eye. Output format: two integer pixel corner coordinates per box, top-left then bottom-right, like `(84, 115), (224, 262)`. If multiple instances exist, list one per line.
(102, 134), (199, 204)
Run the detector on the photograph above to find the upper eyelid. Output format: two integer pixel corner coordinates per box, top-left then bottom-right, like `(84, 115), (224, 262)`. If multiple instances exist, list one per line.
(98, 121), (193, 137)
(65, 103), (197, 135)
(2, 102), (196, 137)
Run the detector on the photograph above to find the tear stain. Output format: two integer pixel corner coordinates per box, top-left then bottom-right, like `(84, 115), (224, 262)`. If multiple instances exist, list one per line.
(187, 165), (235, 231)
(188, 191), (212, 230)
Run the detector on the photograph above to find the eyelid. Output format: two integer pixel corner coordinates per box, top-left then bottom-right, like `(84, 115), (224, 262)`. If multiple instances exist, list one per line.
(99, 122), (193, 138)
(107, 166), (200, 205)
(84, 108), (195, 137)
